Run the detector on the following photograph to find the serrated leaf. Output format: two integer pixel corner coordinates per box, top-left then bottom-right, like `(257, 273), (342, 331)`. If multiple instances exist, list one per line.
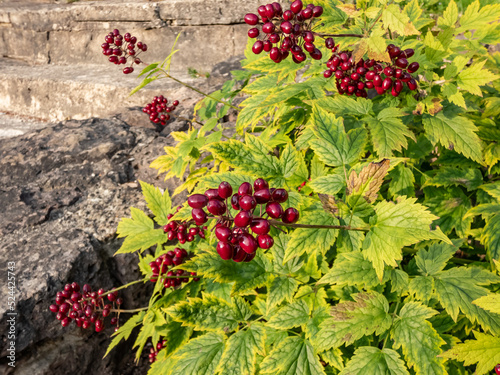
(315, 292), (392, 352)
(315, 96), (373, 117)
(309, 174), (345, 195)
(409, 276), (435, 303)
(271, 233), (304, 274)
(457, 60), (499, 97)
(216, 324), (266, 375)
(139, 181), (172, 225)
(340, 347), (410, 375)
(284, 205), (339, 262)
(391, 302), (446, 375)
(423, 111), (482, 163)
(365, 109), (415, 158)
(318, 252), (382, 289)
(479, 181), (500, 201)
(162, 321), (193, 355)
(365, 35), (391, 63)
(458, 1), (500, 32)
(310, 106), (368, 167)
(318, 193), (340, 217)
(473, 294), (500, 315)
(434, 267), (500, 335)
(267, 276), (299, 311)
(197, 172), (253, 190)
(232, 296), (253, 322)
(320, 348), (344, 371)
(104, 311), (145, 358)
(363, 197), (451, 280)
(415, 243), (457, 276)
(169, 332), (225, 375)
(424, 167), (483, 192)
(382, 4), (419, 36)
(260, 336), (326, 375)
(166, 294), (239, 332)
(388, 164), (415, 198)
(442, 83), (466, 109)
(440, 331), (500, 375)
(347, 159), (390, 203)
(438, 0), (458, 28)
(267, 300), (310, 329)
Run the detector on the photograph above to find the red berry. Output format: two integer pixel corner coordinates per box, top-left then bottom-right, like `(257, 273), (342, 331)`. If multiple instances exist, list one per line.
(257, 234), (274, 249)
(389, 46), (401, 59)
(373, 74), (382, 87)
(239, 233), (259, 254)
(395, 58), (408, 69)
(254, 188), (271, 204)
(290, 0), (303, 14)
(301, 7), (313, 19)
(234, 211), (253, 227)
(382, 77), (393, 91)
(123, 67), (134, 74)
(254, 178), (269, 191)
(250, 219), (271, 235)
(188, 194), (208, 209)
(407, 78), (417, 91)
(61, 317), (71, 327)
(283, 9), (294, 21)
(95, 319), (104, 332)
(239, 195), (257, 211)
(312, 6), (323, 17)
(282, 208), (300, 223)
(205, 189), (222, 201)
(280, 21), (293, 34)
(232, 246), (248, 262)
(215, 226), (232, 242)
(248, 28), (259, 38)
(272, 189), (288, 203)
(262, 22), (275, 34)
(266, 202), (283, 219)
(244, 13), (259, 25)
(310, 48), (322, 60)
(325, 38), (335, 49)
(404, 48), (415, 58)
(407, 62), (419, 73)
(238, 182), (253, 196)
(207, 200), (226, 216)
(231, 194), (240, 210)
(217, 182), (233, 199)
(49, 304), (59, 313)
(191, 208), (208, 224)
(252, 41), (264, 54)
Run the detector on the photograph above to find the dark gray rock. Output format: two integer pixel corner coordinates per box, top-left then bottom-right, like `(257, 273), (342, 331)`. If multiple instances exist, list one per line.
(0, 117), (186, 374)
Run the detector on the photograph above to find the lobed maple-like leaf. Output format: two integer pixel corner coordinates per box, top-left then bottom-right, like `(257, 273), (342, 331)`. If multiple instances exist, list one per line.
(340, 347), (410, 375)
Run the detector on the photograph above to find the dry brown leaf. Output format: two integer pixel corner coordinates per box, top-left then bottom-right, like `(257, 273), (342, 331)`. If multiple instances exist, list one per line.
(319, 193), (339, 217)
(347, 159), (390, 203)
(352, 39), (368, 65)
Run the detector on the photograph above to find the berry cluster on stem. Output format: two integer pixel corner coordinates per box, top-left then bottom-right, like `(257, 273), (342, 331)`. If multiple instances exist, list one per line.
(188, 179), (299, 262)
(245, 0), (324, 63)
(49, 282), (122, 332)
(163, 206), (206, 244)
(324, 40), (419, 97)
(101, 29), (147, 74)
(142, 95), (180, 127)
(149, 248), (200, 288)
(149, 340), (167, 363)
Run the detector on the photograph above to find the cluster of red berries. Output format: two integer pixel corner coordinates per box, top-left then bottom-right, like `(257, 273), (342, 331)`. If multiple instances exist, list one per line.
(142, 96), (180, 127)
(149, 248), (200, 288)
(101, 29), (147, 74)
(163, 207), (206, 244)
(149, 340), (166, 363)
(324, 40), (419, 97)
(49, 282), (121, 332)
(187, 179), (299, 262)
(245, 0), (324, 63)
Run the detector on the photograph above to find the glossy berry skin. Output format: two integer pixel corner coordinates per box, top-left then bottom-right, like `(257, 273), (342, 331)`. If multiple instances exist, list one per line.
(258, 234), (274, 249)
(407, 62), (419, 73)
(215, 226), (232, 242)
(382, 78), (392, 91)
(407, 78), (418, 91)
(280, 21), (293, 34)
(232, 247), (247, 262)
(395, 58), (408, 69)
(250, 219), (271, 235)
(262, 22), (275, 34)
(238, 182), (253, 196)
(248, 28), (259, 38)
(325, 37), (335, 49)
(266, 202), (283, 219)
(254, 189), (271, 204)
(234, 211), (253, 227)
(239, 195), (257, 211)
(207, 200), (226, 216)
(290, 0), (303, 14)
(205, 189), (222, 201)
(218, 181), (233, 199)
(282, 208), (299, 224)
(494, 364), (500, 375)
(188, 194), (208, 209)
(217, 242), (233, 260)
(191, 208), (207, 224)
(252, 41), (264, 54)
(272, 188), (288, 203)
(244, 13), (259, 25)
(231, 194), (240, 210)
(254, 178), (269, 191)
(239, 233), (259, 254)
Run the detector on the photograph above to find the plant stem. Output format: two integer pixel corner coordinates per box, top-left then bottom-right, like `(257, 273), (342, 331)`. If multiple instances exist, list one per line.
(97, 278), (149, 298)
(110, 306), (149, 314)
(315, 33), (364, 38)
(160, 70), (240, 111)
(367, 10), (383, 34)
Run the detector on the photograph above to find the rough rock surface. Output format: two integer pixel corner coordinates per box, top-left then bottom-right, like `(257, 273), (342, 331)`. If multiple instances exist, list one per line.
(0, 116), (189, 374)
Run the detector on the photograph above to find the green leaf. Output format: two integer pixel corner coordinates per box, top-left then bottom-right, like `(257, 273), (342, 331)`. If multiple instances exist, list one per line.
(365, 108), (415, 158)
(415, 243), (457, 276)
(162, 321), (193, 355)
(457, 1), (500, 32)
(473, 294), (500, 314)
(340, 347), (410, 375)
(271, 233), (304, 275)
(408, 276), (435, 303)
(438, 0), (458, 28)
(391, 302), (446, 375)
(267, 300), (310, 330)
(382, 4), (419, 36)
(197, 172), (254, 190)
(457, 60), (500, 97)
(309, 106), (368, 167)
(129, 76), (157, 96)
(315, 95), (373, 117)
(169, 332), (225, 375)
(388, 164), (415, 198)
(260, 336), (326, 375)
(267, 276), (299, 311)
(139, 181), (172, 225)
(115, 207), (168, 254)
(440, 331), (500, 375)
(442, 83), (466, 109)
(320, 348), (344, 371)
(243, 74), (280, 94)
(104, 311), (145, 357)
(363, 196), (451, 280)
(309, 174), (345, 195)
(280, 143), (308, 181)
(314, 292), (392, 352)
(284, 204), (339, 262)
(482, 213), (500, 261)
(423, 112), (482, 163)
(232, 296), (253, 322)
(166, 294), (239, 332)
(318, 252), (382, 289)
(434, 267), (500, 335)
(216, 324), (266, 375)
